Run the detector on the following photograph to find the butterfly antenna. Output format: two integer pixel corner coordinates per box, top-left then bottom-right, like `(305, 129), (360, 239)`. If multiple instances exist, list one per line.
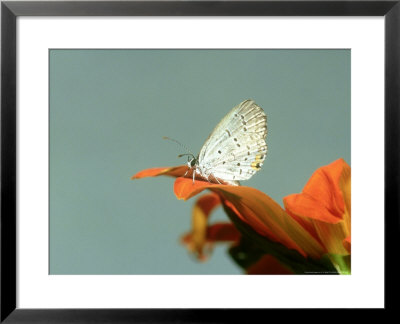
(162, 136), (195, 157)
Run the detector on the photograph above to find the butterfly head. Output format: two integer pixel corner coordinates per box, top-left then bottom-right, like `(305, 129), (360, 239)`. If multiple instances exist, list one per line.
(188, 155), (199, 168)
(177, 153), (198, 168)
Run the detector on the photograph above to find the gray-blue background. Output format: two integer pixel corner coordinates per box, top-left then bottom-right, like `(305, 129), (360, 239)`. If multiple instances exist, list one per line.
(49, 49), (350, 274)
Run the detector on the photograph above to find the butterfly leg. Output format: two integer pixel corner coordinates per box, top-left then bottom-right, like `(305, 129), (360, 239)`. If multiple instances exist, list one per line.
(211, 173), (222, 184)
(183, 167), (190, 177)
(205, 174), (213, 184)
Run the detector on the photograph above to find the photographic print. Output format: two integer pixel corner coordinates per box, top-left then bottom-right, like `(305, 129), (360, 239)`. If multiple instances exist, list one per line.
(49, 49), (350, 275)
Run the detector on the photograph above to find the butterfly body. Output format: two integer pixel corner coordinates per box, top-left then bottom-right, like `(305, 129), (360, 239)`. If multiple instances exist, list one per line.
(187, 99), (267, 186)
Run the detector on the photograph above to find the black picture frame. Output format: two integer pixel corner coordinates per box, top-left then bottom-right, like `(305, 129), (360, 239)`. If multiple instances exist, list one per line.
(1, 0), (398, 321)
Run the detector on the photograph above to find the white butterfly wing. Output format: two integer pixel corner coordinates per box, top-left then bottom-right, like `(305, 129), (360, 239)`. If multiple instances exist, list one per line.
(198, 99), (267, 182)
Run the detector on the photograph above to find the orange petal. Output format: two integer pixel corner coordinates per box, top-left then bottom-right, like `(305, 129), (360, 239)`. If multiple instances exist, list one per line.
(181, 193), (222, 260)
(132, 165), (228, 184)
(181, 223), (240, 245)
(206, 223), (241, 242)
(284, 159), (349, 223)
(246, 255), (293, 275)
(340, 162), (351, 235)
(195, 192), (221, 217)
(282, 210), (324, 248)
(284, 159), (351, 255)
(174, 178), (214, 200)
(304, 159), (348, 218)
(343, 236), (351, 253)
(175, 177), (325, 259)
(284, 194), (341, 224)
(131, 165), (189, 179)
(313, 221), (349, 255)
(181, 221), (240, 263)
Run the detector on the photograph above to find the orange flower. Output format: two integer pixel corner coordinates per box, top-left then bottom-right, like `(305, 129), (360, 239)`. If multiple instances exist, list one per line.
(132, 158), (351, 274)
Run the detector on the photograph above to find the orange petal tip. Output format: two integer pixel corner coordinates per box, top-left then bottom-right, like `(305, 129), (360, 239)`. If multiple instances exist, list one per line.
(131, 165), (189, 180)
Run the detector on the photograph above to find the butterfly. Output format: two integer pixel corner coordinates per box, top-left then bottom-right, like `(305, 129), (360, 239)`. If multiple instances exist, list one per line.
(165, 99), (267, 186)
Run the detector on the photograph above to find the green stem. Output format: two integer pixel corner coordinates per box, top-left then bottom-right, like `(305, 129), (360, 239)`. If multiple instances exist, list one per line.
(328, 254), (351, 274)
